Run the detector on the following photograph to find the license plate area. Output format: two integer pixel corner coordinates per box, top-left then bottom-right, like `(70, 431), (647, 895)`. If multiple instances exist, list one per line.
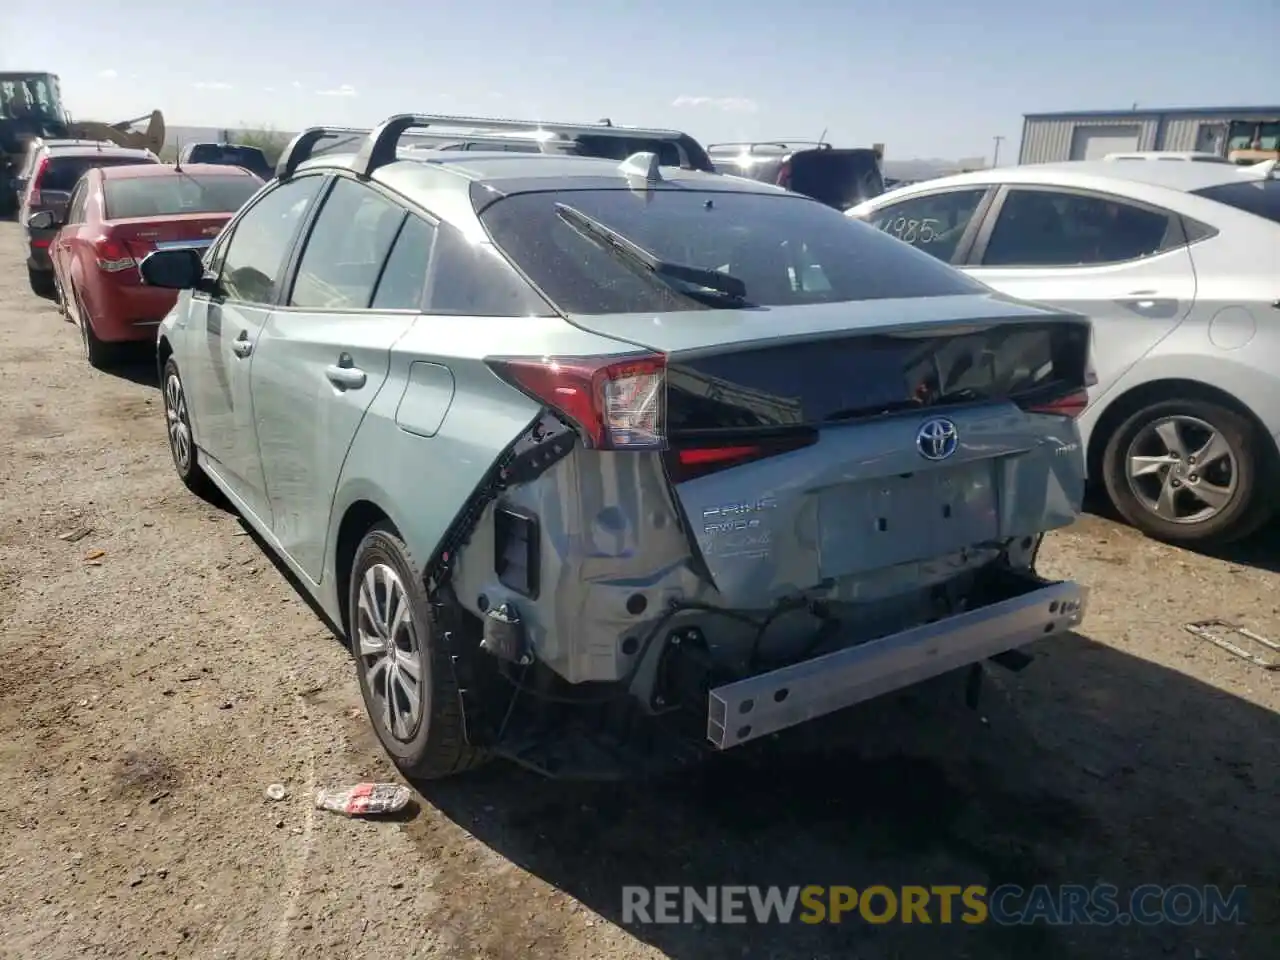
(818, 459), (999, 576)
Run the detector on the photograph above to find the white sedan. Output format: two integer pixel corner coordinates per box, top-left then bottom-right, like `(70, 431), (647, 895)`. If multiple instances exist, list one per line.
(848, 160), (1280, 547)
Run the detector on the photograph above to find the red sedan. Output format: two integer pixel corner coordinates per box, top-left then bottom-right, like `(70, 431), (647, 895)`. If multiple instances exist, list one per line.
(47, 163), (264, 367)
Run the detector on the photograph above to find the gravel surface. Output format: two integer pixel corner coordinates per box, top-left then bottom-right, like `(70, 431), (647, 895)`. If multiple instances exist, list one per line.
(0, 220), (1276, 959)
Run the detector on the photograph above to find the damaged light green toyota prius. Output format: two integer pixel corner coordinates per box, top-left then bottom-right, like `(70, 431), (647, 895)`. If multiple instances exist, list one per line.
(141, 113), (1092, 779)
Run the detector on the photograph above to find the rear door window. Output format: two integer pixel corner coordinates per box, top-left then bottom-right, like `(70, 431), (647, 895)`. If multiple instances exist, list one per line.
(289, 177), (406, 310)
(425, 224), (553, 316)
(861, 188), (990, 262)
(66, 181), (89, 223)
(371, 214), (436, 310)
(1191, 181), (1280, 225)
(980, 189), (1176, 267)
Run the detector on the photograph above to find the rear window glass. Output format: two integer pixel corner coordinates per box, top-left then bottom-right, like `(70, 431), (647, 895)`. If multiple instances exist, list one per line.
(187, 145), (269, 169)
(1191, 181), (1280, 225)
(104, 173), (261, 219)
(477, 187), (984, 315)
(787, 150), (884, 209)
(42, 155), (154, 192)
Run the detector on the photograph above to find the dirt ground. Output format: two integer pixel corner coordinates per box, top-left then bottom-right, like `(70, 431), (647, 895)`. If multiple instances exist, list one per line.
(0, 220), (1276, 960)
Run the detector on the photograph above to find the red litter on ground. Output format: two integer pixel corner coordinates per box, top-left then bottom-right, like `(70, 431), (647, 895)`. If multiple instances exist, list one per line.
(314, 782), (412, 817)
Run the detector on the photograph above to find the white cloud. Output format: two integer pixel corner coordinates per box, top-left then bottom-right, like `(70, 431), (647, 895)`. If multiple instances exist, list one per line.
(193, 81), (233, 91)
(264, 86), (276, 93)
(291, 81), (303, 90)
(671, 95), (758, 114)
(98, 68), (118, 80)
(316, 84), (357, 97)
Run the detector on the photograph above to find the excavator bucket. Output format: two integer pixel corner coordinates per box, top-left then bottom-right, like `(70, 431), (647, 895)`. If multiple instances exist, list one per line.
(65, 110), (166, 155)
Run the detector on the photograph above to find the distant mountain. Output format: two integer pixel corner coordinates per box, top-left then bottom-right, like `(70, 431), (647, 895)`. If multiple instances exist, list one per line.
(882, 157), (989, 180)
(163, 124), (295, 151)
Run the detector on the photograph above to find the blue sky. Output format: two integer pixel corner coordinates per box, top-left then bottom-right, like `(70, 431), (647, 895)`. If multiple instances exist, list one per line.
(3, 0), (1276, 161)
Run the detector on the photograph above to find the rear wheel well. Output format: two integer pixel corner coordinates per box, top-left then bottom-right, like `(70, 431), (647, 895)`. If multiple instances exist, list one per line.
(1087, 379), (1279, 480)
(157, 336), (173, 383)
(334, 501), (394, 637)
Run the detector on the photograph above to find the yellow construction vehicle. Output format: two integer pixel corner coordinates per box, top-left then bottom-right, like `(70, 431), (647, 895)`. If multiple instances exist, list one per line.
(2, 71), (165, 214)
(1226, 118), (1280, 165)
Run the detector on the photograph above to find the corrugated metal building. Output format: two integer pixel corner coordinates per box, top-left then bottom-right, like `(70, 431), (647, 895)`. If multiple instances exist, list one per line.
(1018, 105), (1280, 164)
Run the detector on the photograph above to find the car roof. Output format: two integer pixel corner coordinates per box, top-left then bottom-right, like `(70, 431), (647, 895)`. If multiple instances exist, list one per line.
(37, 138), (112, 150)
(47, 145), (156, 160)
(294, 148), (787, 220)
(99, 162), (255, 180)
(284, 148), (794, 237)
(874, 159), (1265, 197)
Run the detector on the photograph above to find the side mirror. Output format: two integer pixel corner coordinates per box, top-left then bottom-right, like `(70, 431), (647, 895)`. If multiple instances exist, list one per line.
(26, 210), (55, 230)
(138, 247), (206, 290)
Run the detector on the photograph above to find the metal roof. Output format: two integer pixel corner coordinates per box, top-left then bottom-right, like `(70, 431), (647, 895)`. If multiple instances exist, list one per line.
(1024, 106), (1280, 121)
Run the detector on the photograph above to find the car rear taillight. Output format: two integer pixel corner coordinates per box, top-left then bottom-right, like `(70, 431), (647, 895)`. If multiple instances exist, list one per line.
(28, 157), (48, 207)
(665, 433), (817, 482)
(94, 236), (138, 273)
(1019, 388), (1090, 418)
(486, 353), (667, 450)
(487, 353), (818, 478)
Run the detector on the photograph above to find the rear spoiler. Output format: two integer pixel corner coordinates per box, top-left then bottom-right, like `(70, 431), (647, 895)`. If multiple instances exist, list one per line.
(276, 114), (715, 181)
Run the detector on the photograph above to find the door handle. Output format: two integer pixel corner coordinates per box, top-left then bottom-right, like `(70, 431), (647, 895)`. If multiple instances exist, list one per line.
(325, 361), (366, 390)
(231, 333), (253, 358)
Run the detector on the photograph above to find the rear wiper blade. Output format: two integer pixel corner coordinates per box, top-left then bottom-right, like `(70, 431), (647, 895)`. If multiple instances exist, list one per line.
(554, 201), (747, 302)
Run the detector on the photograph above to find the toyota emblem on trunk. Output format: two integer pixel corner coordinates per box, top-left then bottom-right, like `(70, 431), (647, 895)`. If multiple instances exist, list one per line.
(917, 417), (959, 461)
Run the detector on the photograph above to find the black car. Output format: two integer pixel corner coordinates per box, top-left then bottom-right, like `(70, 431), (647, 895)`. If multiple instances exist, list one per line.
(178, 142), (273, 180)
(708, 141), (886, 211)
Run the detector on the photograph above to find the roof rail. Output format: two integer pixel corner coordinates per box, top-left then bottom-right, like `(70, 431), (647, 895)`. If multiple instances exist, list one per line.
(275, 126), (371, 180)
(351, 113), (715, 177)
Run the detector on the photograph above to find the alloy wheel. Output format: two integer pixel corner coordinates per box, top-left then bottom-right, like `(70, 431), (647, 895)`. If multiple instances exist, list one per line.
(1125, 415), (1238, 524)
(163, 372), (193, 474)
(356, 563), (425, 742)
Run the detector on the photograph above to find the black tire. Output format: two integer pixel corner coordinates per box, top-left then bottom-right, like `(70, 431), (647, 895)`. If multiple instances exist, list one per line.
(349, 522), (487, 781)
(1101, 397), (1275, 546)
(52, 270), (69, 320)
(28, 266), (56, 300)
(77, 289), (118, 369)
(161, 357), (218, 499)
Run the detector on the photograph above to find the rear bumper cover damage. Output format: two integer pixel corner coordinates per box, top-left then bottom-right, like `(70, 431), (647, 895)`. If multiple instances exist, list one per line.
(707, 577), (1086, 749)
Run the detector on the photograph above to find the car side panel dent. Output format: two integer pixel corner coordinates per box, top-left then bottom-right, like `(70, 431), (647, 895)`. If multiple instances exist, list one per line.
(324, 355), (544, 621)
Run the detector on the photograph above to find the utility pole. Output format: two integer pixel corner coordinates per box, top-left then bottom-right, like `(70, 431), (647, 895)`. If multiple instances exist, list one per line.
(991, 135), (1004, 168)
